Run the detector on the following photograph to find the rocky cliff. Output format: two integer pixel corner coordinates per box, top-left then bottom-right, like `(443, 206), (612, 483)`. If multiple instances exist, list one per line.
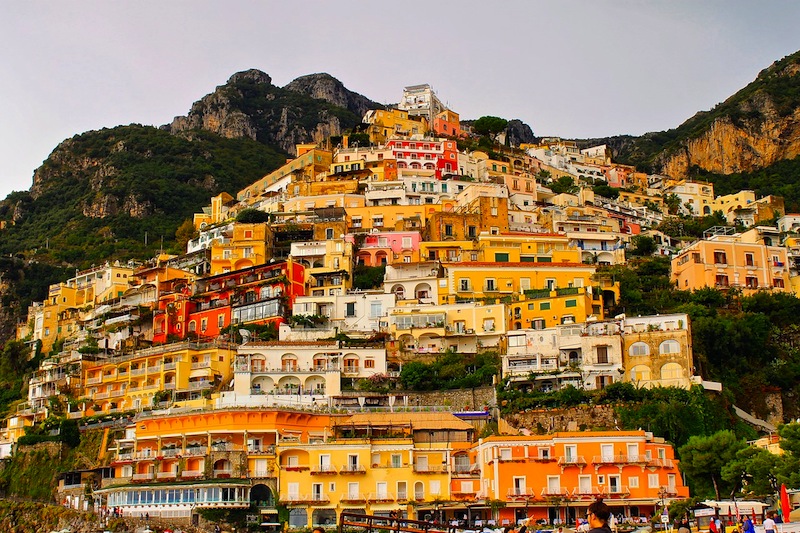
(659, 104), (800, 178)
(168, 69), (369, 155)
(284, 72), (382, 117)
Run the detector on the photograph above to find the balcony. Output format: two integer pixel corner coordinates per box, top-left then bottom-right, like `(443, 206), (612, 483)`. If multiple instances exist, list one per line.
(191, 360), (211, 369)
(132, 472), (154, 481)
(648, 458), (674, 468)
(94, 392), (111, 400)
(156, 471), (177, 480)
(188, 381), (211, 390)
(340, 493), (367, 504)
(339, 464), (367, 474)
(86, 376), (102, 385)
(213, 469), (234, 477)
(592, 454), (649, 465)
(131, 368), (147, 376)
(605, 485), (630, 497)
(541, 487), (570, 497)
(311, 465), (338, 475)
(413, 464), (448, 474)
(185, 447), (206, 457)
(248, 444), (276, 455)
(507, 488), (536, 499)
(163, 362), (177, 371)
(161, 448), (181, 458)
(147, 365), (162, 374)
(557, 456), (586, 466)
(181, 470), (203, 479)
(368, 492), (396, 503)
(572, 486), (606, 499)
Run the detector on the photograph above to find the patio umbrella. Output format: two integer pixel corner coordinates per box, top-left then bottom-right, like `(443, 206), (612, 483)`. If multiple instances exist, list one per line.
(781, 484), (792, 523)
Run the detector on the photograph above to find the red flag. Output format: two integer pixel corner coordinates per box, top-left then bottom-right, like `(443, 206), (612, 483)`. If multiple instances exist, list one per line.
(781, 484), (791, 524)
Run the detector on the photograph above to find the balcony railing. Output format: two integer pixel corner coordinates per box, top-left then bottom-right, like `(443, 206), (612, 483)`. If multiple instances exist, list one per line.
(191, 360), (211, 369)
(368, 492), (395, 502)
(163, 362), (177, 371)
(311, 465), (338, 475)
(86, 376), (102, 385)
(413, 464), (448, 474)
(185, 447), (206, 457)
(507, 488), (536, 498)
(340, 464), (367, 474)
(557, 456), (587, 466)
(188, 381), (211, 390)
(213, 469), (234, 477)
(132, 472), (154, 481)
(156, 471), (177, 479)
(181, 470), (203, 478)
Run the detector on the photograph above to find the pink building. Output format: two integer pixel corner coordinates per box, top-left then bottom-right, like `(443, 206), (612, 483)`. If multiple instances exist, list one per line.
(347, 231), (422, 266)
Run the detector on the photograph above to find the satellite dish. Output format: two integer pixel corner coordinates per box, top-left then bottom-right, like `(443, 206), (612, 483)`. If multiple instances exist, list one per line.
(239, 329), (252, 344)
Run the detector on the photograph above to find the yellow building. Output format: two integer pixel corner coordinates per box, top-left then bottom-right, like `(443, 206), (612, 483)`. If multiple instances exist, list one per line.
(664, 180), (715, 216)
(81, 340), (235, 413)
(389, 302), (507, 357)
(238, 146), (333, 203)
(277, 412), (474, 527)
(508, 286), (602, 330)
(194, 191), (237, 229)
(346, 204), (443, 233)
(210, 222), (275, 275)
(621, 314), (694, 389)
(442, 261), (600, 305)
(363, 108), (428, 144)
(671, 231), (791, 293)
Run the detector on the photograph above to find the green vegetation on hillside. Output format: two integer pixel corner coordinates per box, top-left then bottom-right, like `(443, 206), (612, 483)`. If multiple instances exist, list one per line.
(0, 125), (287, 266)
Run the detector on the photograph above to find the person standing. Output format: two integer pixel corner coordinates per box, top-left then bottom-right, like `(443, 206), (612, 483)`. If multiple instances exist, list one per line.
(763, 513), (776, 533)
(742, 516), (755, 533)
(587, 500), (613, 533)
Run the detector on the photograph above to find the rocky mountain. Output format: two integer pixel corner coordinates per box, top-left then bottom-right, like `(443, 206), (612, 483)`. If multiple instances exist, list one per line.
(583, 50), (800, 177)
(168, 69), (369, 155)
(284, 72), (382, 117)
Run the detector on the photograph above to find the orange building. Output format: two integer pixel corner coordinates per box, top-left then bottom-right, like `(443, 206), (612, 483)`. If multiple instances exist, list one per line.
(475, 431), (688, 524)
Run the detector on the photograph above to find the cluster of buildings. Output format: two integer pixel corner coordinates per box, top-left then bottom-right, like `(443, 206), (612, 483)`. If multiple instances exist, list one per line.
(3, 83), (799, 527)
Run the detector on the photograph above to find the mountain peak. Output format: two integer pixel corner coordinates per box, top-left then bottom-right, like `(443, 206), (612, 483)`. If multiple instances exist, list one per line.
(227, 69), (273, 86)
(284, 73), (381, 117)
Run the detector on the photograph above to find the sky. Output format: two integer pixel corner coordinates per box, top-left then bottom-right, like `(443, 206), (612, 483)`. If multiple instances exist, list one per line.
(1, 1), (799, 200)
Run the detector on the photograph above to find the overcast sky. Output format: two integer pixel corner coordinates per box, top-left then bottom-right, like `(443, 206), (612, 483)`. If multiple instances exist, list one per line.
(1, 1), (799, 200)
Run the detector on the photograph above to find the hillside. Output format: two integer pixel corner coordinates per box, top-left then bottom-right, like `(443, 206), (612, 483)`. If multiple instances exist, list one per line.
(579, 50), (800, 177)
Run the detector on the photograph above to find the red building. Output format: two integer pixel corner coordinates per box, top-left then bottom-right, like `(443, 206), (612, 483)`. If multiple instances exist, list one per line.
(388, 138), (459, 178)
(153, 260), (305, 343)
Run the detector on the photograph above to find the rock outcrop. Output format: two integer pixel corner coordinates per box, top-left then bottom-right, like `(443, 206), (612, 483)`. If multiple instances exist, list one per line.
(284, 72), (381, 117)
(168, 69), (365, 155)
(658, 107), (800, 178)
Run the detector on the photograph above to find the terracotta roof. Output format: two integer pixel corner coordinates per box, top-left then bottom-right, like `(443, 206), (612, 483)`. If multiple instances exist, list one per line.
(336, 412), (474, 431)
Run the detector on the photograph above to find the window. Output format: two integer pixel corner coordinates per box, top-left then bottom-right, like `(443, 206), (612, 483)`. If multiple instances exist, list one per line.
(628, 476), (640, 488)
(539, 448), (550, 460)
(648, 473), (660, 488)
(391, 454), (402, 468)
(629, 342), (650, 356)
(540, 302), (551, 310)
(745, 253), (755, 266)
(659, 340), (680, 355)
(745, 276), (758, 289)
(596, 346), (609, 364)
(495, 253), (509, 262)
(326, 228), (334, 239)
(500, 448), (512, 461)
(218, 314), (224, 328)
(775, 278), (786, 288)
(370, 302), (382, 318)
(444, 224), (453, 237)
(565, 299), (577, 308)
(459, 279), (470, 291)
(364, 359), (375, 369)
(715, 274), (729, 287)
(201, 318), (208, 331)
(402, 237), (412, 248)
(485, 279), (496, 291)
(713, 251), (727, 264)
(346, 302), (356, 317)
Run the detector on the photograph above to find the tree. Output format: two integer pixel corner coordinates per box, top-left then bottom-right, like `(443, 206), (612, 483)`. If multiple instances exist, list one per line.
(548, 176), (579, 195)
(679, 430), (746, 499)
(722, 446), (783, 499)
(629, 235), (657, 256)
(472, 116), (508, 143)
(593, 184), (620, 199)
(235, 208), (270, 223)
(174, 218), (198, 253)
(663, 193), (682, 215)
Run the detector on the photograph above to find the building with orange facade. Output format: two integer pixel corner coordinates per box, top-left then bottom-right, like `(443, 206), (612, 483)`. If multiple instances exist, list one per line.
(475, 431), (688, 525)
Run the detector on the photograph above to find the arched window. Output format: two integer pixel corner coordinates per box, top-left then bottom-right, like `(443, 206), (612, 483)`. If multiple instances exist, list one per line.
(659, 340), (680, 355)
(630, 365), (651, 382)
(629, 342), (650, 356)
(660, 362), (683, 380)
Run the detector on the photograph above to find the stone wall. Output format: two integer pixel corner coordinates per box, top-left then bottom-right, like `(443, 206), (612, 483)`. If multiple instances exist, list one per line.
(399, 386), (496, 411)
(503, 404), (620, 433)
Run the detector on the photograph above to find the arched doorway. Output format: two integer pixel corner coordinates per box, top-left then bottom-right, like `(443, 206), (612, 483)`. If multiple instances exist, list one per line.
(250, 484), (274, 508)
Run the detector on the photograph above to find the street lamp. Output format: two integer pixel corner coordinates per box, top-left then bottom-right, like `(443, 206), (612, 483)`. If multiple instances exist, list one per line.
(658, 486), (669, 516)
